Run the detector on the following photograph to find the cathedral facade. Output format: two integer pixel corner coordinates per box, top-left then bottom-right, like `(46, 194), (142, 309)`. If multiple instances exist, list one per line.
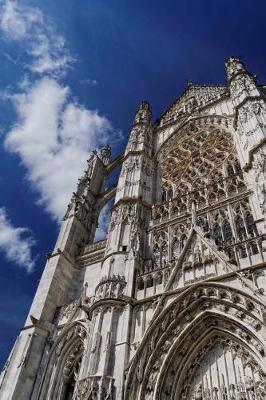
(1, 57), (266, 399)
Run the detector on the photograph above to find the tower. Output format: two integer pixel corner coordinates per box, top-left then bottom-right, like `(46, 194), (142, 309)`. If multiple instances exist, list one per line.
(1, 57), (266, 399)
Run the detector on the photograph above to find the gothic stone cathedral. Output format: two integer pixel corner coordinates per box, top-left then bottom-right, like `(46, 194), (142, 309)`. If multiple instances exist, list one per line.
(2, 57), (266, 400)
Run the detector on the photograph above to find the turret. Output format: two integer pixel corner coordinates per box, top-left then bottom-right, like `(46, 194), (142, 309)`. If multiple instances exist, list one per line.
(226, 57), (266, 221)
(225, 57), (266, 167)
(0, 146), (111, 400)
(57, 144), (111, 254)
(80, 101), (155, 397)
(125, 101), (153, 156)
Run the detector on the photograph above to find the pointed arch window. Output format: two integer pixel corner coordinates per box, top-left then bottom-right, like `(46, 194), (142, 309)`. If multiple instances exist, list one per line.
(171, 238), (179, 260)
(222, 220), (233, 244)
(161, 242), (168, 266)
(245, 212), (257, 237)
(235, 215), (247, 241)
(153, 245), (160, 267)
(213, 223), (223, 246)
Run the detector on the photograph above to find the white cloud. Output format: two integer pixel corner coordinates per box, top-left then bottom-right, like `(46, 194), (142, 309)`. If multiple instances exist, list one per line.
(0, 0), (41, 40)
(80, 79), (98, 86)
(0, 0), (73, 76)
(5, 77), (119, 222)
(0, 208), (35, 272)
(0, 0), (121, 244)
(95, 203), (113, 241)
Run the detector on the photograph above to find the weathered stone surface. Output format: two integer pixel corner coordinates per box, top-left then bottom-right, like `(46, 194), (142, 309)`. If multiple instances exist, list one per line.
(1, 57), (266, 400)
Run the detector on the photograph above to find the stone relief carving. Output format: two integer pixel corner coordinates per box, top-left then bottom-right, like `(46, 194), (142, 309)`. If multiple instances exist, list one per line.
(238, 101), (265, 124)
(99, 144), (112, 165)
(181, 337), (266, 400)
(125, 283), (265, 399)
(226, 57), (246, 79)
(230, 73), (256, 101)
(73, 375), (114, 400)
(253, 149), (266, 213)
(5, 57), (266, 400)
(38, 324), (87, 399)
(121, 157), (153, 178)
(56, 299), (81, 325)
(159, 86), (227, 128)
(94, 274), (126, 301)
(121, 157), (140, 176)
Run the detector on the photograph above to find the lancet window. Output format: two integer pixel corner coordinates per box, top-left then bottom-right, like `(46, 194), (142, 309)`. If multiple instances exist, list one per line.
(170, 224), (188, 261)
(152, 231), (169, 268)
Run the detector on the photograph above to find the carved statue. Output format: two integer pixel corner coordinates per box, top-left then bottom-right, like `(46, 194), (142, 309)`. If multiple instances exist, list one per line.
(99, 144), (112, 165)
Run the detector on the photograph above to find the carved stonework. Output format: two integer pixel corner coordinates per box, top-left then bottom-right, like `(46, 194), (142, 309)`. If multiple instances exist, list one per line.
(74, 375), (114, 400)
(158, 85), (227, 128)
(94, 275), (126, 301)
(3, 57), (266, 400)
(180, 336), (266, 400)
(99, 144), (112, 166)
(253, 148), (266, 213)
(56, 299), (81, 325)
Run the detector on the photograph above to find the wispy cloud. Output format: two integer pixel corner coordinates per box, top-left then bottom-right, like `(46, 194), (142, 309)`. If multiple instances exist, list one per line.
(0, 0), (120, 252)
(5, 77), (118, 221)
(0, 0), (73, 76)
(80, 78), (98, 86)
(0, 208), (35, 272)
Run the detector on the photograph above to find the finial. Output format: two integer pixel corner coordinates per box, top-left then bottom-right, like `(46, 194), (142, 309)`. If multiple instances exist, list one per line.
(99, 144), (111, 165)
(225, 56), (246, 80)
(138, 100), (151, 111)
(133, 100), (152, 125)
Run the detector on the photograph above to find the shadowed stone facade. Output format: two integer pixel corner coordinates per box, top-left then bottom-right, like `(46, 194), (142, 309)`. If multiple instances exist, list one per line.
(1, 57), (266, 399)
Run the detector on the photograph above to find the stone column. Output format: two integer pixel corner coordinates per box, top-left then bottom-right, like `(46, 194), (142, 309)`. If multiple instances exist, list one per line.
(226, 56), (266, 228)
(81, 101), (155, 399)
(0, 149), (110, 400)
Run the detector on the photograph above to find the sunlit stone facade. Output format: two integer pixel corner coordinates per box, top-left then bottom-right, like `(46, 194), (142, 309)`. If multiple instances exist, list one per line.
(1, 57), (266, 399)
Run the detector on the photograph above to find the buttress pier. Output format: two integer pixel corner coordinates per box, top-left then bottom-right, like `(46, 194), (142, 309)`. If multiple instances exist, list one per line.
(2, 57), (266, 400)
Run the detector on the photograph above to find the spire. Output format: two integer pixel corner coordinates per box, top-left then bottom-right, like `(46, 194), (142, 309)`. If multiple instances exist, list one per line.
(225, 56), (248, 81)
(225, 56), (260, 106)
(124, 100), (153, 156)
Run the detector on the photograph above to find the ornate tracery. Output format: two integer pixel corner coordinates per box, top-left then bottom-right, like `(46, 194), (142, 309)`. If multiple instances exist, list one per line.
(38, 324), (87, 400)
(129, 116), (266, 399)
(2, 58), (266, 400)
(179, 335), (266, 400)
(159, 123), (236, 199)
(139, 120), (266, 299)
(125, 284), (266, 400)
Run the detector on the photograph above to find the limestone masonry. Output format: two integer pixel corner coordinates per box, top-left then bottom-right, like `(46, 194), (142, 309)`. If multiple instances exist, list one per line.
(1, 57), (266, 399)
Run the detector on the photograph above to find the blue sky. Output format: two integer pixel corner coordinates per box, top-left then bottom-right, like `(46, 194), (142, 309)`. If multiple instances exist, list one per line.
(0, 0), (266, 368)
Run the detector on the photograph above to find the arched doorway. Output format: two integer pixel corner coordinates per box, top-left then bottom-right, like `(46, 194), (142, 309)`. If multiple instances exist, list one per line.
(175, 333), (266, 399)
(38, 323), (87, 400)
(125, 283), (266, 400)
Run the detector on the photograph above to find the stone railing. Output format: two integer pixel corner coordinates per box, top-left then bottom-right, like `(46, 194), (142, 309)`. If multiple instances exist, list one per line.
(152, 173), (247, 225)
(83, 239), (107, 254)
(136, 262), (175, 296)
(82, 275), (127, 310)
(94, 275), (126, 301)
(78, 239), (107, 266)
